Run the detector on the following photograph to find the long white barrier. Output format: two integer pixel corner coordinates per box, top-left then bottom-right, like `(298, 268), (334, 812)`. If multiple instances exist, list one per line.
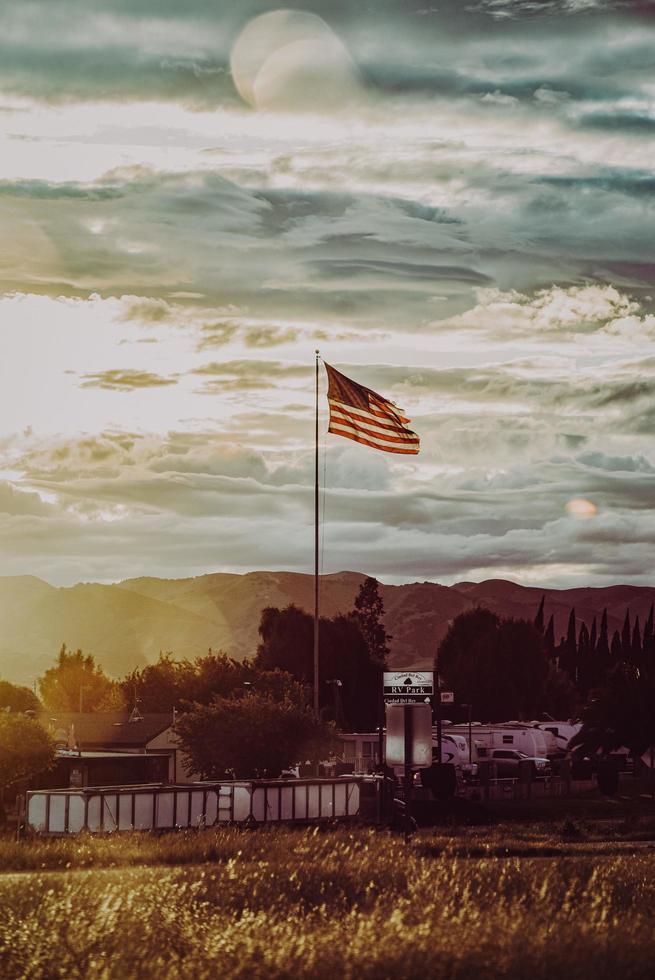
(26, 777), (370, 835)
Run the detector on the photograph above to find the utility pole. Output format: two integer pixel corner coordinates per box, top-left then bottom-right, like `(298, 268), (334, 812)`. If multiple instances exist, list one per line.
(435, 673), (443, 765)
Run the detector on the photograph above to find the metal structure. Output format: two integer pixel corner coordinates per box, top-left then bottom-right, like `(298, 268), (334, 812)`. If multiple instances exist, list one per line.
(25, 776), (376, 836)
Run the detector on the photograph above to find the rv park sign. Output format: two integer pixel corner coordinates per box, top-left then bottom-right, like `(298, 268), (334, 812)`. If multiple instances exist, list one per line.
(383, 670), (434, 704)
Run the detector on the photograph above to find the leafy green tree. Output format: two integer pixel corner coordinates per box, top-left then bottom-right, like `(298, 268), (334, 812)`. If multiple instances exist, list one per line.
(256, 605), (314, 681)
(121, 653), (197, 712)
(175, 693), (339, 779)
(122, 650), (308, 713)
(39, 645), (118, 712)
(0, 714), (55, 822)
(436, 608), (549, 722)
(255, 605), (379, 729)
(353, 577), (391, 667)
(0, 680), (40, 714)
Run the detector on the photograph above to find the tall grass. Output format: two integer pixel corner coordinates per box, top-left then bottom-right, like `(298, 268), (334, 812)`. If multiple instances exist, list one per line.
(1, 828), (655, 978)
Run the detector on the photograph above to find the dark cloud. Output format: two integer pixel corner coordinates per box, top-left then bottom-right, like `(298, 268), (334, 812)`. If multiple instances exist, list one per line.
(579, 113), (655, 134)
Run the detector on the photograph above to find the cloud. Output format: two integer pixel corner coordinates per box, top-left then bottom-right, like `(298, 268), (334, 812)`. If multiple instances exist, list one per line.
(440, 284), (642, 338)
(2, 1), (655, 589)
(79, 369), (179, 391)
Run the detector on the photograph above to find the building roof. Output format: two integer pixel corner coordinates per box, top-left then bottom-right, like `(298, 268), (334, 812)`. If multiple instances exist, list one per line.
(39, 712), (174, 749)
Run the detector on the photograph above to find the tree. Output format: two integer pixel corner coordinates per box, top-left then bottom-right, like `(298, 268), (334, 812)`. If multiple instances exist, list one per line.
(610, 630), (622, 664)
(544, 615), (556, 657)
(542, 664), (579, 720)
(558, 608), (578, 680)
(39, 645), (119, 712)
(589, 617), (597, 655)
(534, 595), (545, 634)
(0, 714), (55, 822)
(577, 622), (591, 696)
(123, 650), (309, 714)
(571, 663), (655, 759)
(121, 654), (198, 713)
(0, 680), (40, 714)
(436, 608), (549, 722)
(255, 605), (379, 729)
(256, 605), (314, 682)
(353, 577), (391, 668)
(175, 693), (339, 779)
(632, 616), (643, 666)
(621, 610), (631, 659)
(644, 604), (655, 677)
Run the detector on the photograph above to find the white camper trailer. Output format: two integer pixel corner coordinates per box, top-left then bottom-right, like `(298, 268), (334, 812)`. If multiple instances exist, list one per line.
(435, 732), (470, 766)
(534, 722), (582, 755)
(444, 723), (548, 761)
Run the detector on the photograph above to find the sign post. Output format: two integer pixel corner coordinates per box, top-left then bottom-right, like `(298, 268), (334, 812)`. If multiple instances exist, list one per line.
(385, 700), (432, 840)
(403, 707), (413, 841)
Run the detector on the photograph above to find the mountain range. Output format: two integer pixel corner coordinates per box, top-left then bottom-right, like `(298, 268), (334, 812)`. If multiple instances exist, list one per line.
(2, 570), (655, 687)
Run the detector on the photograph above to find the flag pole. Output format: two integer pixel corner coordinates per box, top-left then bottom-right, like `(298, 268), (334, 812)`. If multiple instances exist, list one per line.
(314, 350), (320, 720)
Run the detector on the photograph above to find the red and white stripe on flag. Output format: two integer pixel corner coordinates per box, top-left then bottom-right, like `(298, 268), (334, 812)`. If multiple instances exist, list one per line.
(324, 363), (420, 455)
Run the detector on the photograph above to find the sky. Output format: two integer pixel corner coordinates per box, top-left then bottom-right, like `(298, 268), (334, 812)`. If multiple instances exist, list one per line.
(1, 0), (655, 588)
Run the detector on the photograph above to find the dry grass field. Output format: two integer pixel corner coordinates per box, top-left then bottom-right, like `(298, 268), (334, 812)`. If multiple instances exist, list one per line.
(1, 822), (655, 979)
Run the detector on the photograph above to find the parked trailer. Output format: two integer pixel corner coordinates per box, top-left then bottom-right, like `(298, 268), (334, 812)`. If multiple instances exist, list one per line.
(443, 724), (549, 760)
(534, 722), (582, 755)
(25, 777), (378, 836)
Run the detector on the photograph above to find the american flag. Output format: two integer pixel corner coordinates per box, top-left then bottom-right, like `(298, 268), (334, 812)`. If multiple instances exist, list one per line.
(324, 363), (420, 455)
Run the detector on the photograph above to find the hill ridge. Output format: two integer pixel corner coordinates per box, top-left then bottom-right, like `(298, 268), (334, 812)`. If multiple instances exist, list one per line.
(1, 570), (655, 686)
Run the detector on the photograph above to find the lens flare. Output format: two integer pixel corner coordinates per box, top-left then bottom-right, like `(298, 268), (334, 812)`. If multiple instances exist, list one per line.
(565, 498), (597, 519)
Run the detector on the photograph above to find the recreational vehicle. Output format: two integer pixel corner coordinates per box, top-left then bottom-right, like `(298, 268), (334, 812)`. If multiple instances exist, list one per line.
(443, 723), (549, 761)
(533, 722), (582, 755)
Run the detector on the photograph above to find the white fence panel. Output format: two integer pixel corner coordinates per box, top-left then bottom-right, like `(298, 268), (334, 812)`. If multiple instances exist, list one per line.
(233, 786), (251, 822)
(68, 794), (85, 833)
(103, 795), (118, 832)
(27, 794), (47, 833)
(87, 795), (101, 832)
(118, 794), (133, 830)
(156, 792), (175, 829)
(134, 793), (154, 830)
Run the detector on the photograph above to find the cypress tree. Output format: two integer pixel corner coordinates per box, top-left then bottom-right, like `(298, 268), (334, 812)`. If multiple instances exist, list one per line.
(643, 603), (654, 660)
(534, 595), (545, 634)
(589, 617), (597, 653)
(643, 603), (655, 678)
(621, 610), (631, 658)
(559, 608), (577, 679)
(597, 608), (610, 679)
(610, 630), (622, 662)
(631, 616), (642, 665)
(577, 622), (590, 693)
(544, 614), (555, 656)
